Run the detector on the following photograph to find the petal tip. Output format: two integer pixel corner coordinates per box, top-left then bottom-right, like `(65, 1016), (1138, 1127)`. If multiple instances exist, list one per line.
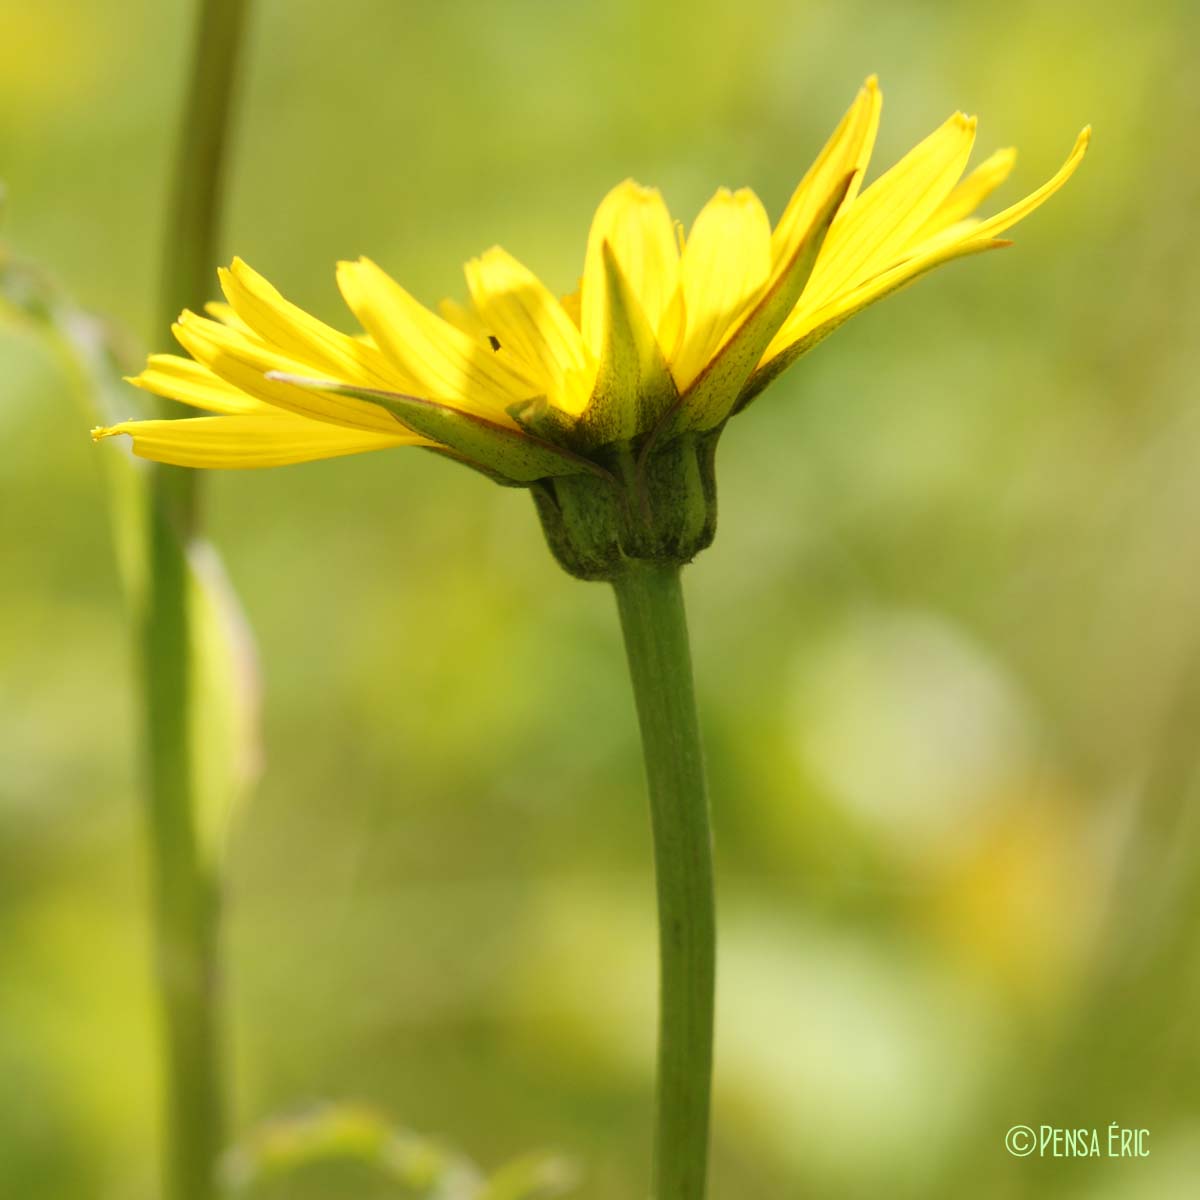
(620, 179), (662, 204)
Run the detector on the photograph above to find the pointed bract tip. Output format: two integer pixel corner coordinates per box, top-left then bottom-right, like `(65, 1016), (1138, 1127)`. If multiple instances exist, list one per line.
(824, 169), (859, 214)
(598, 237), (626, 277)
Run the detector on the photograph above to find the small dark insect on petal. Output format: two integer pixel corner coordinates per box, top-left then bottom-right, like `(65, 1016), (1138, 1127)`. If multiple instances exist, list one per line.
(488, 335), (501, 351)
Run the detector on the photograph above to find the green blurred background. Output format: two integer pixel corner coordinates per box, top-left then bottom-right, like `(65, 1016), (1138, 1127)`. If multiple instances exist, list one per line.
(3, 0), (1199, 1196)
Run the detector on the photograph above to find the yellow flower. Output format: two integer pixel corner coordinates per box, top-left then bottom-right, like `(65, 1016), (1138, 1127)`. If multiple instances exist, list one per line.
(93, 77), (1087, 576)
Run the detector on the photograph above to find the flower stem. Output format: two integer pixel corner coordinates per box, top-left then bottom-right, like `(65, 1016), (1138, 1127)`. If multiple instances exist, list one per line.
(612, 561), (716, 1200)
(141, 505), (223, 1200)
(160, 0), (253, 341)
(143, 3), (250, 1198)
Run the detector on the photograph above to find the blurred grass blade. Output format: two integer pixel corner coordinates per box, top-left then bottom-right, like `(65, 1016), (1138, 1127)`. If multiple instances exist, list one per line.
(221, 1103), (484, 1198)
(220, 1102), (577, 1199)
(1, 173), (259, 1200)
(187, 540), (263, 865)
(0, 221), (262, 871)
(144, 2), (253, 1196)
(477, 1152), (580, 1200)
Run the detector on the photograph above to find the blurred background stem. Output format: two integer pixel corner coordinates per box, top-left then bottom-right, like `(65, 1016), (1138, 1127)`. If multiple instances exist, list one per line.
(144, 3), (251, 1198)
(612, 562), (716, 1200)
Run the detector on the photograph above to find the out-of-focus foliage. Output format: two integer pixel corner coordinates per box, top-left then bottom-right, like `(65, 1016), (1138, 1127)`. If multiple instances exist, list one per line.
(2, 1), (1198, 1198)
(0, 232), (261, 877)
(221, 1102), (576, 1199)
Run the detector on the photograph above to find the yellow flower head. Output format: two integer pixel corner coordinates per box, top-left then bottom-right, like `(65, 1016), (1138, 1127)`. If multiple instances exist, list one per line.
(94, 77), (1088, 576)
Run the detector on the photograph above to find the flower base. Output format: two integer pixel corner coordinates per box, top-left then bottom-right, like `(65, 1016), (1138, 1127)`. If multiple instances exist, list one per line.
(530, 430), (721, 581)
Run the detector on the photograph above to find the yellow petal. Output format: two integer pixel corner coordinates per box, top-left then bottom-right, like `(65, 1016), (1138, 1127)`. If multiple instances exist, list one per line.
(559, 288), (582, 329)
(219, 257), (399, 389)
(968, 126), (1090, 242)
(656, 286), (688, 368)
(773, 130), (1087, 361)
(756, 237), (1012, 392)
(438, 297), (488, 339)
(801, 110), (978, 310)
(581, 181), (680, 359)
(173, 310), (404, 435)
(671, 171), (854, 433)
(811, 237), (1011, 342)
(915, 146), (1017, 240)
(127, 353), (270, 415)
(336, 257), (530, 423)
(771, 75), (881, 265)
(439, 294), (545, 395)
(463, 246), (592, 414)
(202, 300), (254, 335)
(753, 132), (1089, 383)
(270, 373), (611, 483)
(671, 187), (772, 390)
(92, 413), (423, 469)
(829, 128), (1090, 338)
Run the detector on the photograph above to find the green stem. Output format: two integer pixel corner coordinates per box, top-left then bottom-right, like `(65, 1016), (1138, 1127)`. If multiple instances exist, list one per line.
(160, 0), (253, 341)
(143, 3), (251, 1199)
(612, 561), (716, 1200)
(142, 500), (223, 1200)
